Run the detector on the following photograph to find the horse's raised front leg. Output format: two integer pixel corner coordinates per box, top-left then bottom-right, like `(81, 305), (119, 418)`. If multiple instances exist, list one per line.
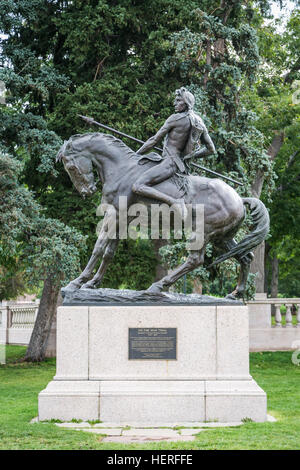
(147, 248), (205, 293)
(80, 238), (119, 289)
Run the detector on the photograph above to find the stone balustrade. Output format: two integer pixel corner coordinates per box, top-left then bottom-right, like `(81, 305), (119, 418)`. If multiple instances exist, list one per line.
(248, 295), (300, 351)
(0, 300), (39, 345)
(272, 300), (300, 328)
(9, 305), (38, 328)
(1, 296), (300, 353)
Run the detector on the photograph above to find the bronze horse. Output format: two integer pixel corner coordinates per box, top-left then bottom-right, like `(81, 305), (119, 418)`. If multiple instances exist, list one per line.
(56, 132), (269, 298)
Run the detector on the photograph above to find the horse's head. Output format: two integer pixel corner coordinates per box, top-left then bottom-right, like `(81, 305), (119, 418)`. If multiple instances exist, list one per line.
(56, 135), (97, 198)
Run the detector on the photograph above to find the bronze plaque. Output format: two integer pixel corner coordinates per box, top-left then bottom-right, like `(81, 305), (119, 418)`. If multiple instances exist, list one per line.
(128, 328), (177, 360)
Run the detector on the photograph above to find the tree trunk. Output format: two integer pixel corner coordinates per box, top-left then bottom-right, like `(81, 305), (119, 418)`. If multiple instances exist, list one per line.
(193, 278), (203, 294)
(152, 239), (168, 282)
(250, 132), (284, 293)
(203, 40), (212, 88)
(44, 290), (62, 358)
(25, 276), (60, 362)
(250, 242), (265, 293)
(264, 241), (271, 293)
(271, 254), (279, 298)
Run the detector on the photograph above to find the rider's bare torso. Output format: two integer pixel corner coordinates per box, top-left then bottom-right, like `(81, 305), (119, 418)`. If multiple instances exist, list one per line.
(162, 112), (192, 158)
(132, 88), (216, 214)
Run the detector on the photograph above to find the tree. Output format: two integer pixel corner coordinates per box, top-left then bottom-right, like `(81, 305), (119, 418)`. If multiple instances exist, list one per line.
(0, 0), (297, 299)
(244, 6), (300, 296)
(155, 2), (300, 296)
(0, 151), (86, 361)
(138, 1), (278, 294)
(1, 0), (179, 285)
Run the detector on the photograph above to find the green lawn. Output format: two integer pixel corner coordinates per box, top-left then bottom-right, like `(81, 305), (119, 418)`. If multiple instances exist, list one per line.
(0, 346), (299, 450)
(271, 313), (298, 326)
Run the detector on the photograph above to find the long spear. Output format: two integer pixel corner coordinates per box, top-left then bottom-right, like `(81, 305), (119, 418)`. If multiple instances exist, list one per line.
(78, 114), (243, 186)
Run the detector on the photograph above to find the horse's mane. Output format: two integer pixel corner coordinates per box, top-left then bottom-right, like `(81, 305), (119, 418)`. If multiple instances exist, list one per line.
(62, 132), (139, 160)
(56, 131), (194, 198)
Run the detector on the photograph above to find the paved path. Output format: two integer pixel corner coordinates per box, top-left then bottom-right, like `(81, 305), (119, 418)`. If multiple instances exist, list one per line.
(30, 416), (275, 443)
(53, 421), (244, 443)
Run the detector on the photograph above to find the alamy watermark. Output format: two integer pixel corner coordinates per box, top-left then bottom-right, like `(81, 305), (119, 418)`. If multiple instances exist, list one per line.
(96, 197), (204, 251)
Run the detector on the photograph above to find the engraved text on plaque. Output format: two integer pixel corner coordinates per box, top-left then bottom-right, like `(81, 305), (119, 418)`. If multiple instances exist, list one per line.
(128, 328), (177, 360)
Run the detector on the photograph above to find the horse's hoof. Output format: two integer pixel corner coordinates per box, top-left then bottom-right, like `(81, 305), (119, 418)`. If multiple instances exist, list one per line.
(147, 284), (162, 294)
(64, 280), (81, 290)
(80, 281), (96, 290)
(225, 293), (237, 300)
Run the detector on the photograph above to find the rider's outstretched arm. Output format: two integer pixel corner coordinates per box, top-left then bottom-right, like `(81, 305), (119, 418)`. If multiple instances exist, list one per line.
(137, 116), (174, 154)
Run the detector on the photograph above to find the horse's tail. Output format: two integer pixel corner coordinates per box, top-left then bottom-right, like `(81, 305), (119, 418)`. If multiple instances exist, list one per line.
(56, 140), (69, 162)
(209, 197), (270, 267)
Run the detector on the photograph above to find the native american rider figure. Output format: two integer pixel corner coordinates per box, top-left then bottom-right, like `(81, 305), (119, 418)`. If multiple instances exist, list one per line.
(132, 87), (216, 217)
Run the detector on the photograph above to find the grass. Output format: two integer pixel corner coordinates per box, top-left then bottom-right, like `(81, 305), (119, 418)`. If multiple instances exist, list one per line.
(0, 346), (300, 450)
(271, 313), (298, 326)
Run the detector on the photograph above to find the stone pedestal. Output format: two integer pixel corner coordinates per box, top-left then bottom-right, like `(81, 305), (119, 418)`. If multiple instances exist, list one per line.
(38, 305), (267, 423)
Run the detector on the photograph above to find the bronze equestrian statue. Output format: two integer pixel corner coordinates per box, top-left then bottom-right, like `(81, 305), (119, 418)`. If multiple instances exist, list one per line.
(56, 88), (269, 299)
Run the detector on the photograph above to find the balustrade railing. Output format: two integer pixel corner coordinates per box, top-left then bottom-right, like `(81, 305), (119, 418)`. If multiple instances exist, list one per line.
(1, 300), (39, 338)
(273, 301), (300, 328)
(9, 306), (37, 328)
(2, 297), (300, 351)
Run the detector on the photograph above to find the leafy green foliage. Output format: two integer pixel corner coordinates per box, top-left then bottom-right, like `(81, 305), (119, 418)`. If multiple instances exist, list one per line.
(101, 239), (157, 290)
(247, 8), (300, 296)
(0, 151), (86, 299)
(0, 1), (299, 295)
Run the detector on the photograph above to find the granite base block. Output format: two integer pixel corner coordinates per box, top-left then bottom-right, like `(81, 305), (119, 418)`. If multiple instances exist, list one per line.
(38, 381), (99, 422)
(38, 304), (267, 423)
(38, 378), (266, 423)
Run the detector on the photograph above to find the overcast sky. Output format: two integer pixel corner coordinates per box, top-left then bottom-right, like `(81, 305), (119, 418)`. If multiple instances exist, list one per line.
(269, 0), (295, 31)
(271, 0), (295, 17)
